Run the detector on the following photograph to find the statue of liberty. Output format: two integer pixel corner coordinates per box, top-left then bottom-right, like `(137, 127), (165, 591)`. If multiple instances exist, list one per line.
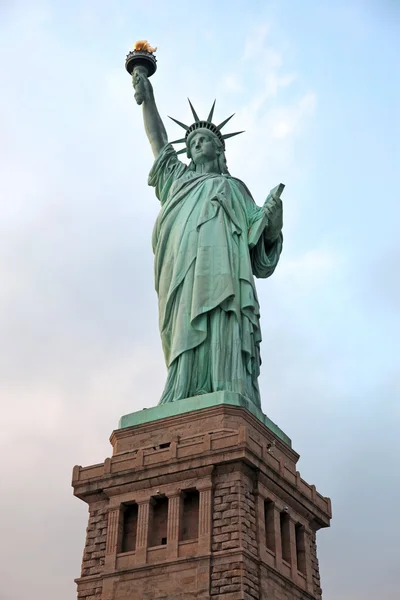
(131, 57), (284, 409)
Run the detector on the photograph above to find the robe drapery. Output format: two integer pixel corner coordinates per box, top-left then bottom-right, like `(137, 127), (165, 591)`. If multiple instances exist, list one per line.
(148, 144), (283, 408)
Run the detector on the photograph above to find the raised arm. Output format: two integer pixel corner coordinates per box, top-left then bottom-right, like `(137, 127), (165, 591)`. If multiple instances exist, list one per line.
(132, 66), (168, 158)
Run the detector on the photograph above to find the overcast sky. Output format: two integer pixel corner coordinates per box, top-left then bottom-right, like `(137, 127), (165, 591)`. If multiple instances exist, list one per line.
(0, 1), (399, 599)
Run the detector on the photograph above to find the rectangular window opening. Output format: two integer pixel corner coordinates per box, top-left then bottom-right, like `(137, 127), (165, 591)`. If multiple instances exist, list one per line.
(264, 499), (275, 552)
(159, 442), (171, 449)
(180, 489), (200, 542)
(295, 523), (307, 574)
(149, 496), (169, 547)
(280, 511), (291, 564)
(121, 503), (138, 553)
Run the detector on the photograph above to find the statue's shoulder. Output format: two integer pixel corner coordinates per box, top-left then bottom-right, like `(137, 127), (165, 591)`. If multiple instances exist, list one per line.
(149, 144), (188, 187)
(230, 176), (254, 200)
(156, 143), (181, 166)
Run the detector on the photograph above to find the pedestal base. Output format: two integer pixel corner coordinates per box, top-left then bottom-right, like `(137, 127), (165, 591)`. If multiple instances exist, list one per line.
(72, 397), (331, 600)
(118, 391), (292, 447)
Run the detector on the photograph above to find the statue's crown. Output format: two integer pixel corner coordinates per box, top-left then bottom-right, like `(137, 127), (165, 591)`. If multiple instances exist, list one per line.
(169, 100), (244, 155)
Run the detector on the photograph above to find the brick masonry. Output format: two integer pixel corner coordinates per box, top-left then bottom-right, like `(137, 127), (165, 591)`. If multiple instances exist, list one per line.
(310, 530), (322, 599)
(211, 467), (260, 599)
(72, 405), (331, 599)
(78, 500), (108, 600)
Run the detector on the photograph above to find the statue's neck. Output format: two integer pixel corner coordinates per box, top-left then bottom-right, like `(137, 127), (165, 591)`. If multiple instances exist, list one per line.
(194, 158), (220, 175)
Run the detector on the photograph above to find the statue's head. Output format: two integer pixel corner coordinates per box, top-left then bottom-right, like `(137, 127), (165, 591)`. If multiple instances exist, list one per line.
(186, 129), (228, 173)
(169, 100), (243, 174)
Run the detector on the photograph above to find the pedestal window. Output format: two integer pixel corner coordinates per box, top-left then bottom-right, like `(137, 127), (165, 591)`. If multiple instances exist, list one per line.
(149, 496), (169, 547)
(121, 503), (138, 553)
(280, 511), (291, 563)
(264, 499), (276, 552)
(180, 489), (199, 541)
(295, 523), (307, 574)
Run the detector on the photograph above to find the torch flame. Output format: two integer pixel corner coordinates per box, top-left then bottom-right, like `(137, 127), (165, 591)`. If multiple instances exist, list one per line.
(134, 40), (157, 53)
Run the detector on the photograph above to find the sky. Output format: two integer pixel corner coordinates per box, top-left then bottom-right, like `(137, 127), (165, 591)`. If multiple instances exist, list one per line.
(0, 0), (399, 598)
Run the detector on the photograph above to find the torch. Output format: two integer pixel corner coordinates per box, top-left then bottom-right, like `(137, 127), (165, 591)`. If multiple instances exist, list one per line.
(125, 41), (157, 105)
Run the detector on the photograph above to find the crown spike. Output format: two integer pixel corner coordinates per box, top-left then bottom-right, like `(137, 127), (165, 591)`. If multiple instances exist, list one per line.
(168, 116), (189, 130)
(170, 137), (186, 145)
(217, 113), (235, 131)
(221, 131), (245, 141)
(188, 98), (200, 122)
(207, 100), (216, 123)
(176, 147), (188, 155)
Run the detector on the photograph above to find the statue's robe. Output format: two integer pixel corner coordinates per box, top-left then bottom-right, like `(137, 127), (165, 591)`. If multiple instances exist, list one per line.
(149, 144), (282, 407)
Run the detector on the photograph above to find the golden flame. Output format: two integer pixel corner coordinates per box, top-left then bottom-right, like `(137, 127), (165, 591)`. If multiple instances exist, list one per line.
(134, 40), (157, 53)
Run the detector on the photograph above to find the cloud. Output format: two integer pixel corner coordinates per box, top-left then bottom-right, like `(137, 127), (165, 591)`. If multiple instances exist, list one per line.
(220, 74), (243, 93)
(242, 22), (271, 62)
(270, 92), (316, 139)
(212, 22), (317, 199)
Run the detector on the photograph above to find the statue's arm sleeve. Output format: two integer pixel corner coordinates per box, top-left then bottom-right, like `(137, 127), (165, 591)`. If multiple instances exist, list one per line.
(148, 143), (187, 205)
(250, 231), (283, 278)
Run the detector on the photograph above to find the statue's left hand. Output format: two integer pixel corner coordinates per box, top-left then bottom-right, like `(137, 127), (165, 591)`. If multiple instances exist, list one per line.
(264, 194), (283, 243)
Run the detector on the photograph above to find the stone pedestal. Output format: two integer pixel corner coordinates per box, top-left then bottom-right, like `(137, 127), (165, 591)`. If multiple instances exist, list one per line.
(72, 393), (331, 600)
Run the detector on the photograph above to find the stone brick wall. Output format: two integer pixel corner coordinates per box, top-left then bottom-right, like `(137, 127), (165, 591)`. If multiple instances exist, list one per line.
(238, 482), (258, 558)
(242, 556), (259, 600)
(260, 565), (311, 600)
(106, 561), (207, 600)
(211, 559), (244, 596)
(79, 500), (108, 599)
(310, 530), (322, 599)
(212, 470), (257, 555)
(210, 557), (259, 599)
(77, 584), (103, 600)
(210, 466), (259, 599)
(212, 477), (241, 554)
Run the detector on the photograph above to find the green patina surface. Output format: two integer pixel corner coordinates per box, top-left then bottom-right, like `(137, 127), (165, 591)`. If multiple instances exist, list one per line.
(131, 70), (284, 410)
(118, 391), (291, 447)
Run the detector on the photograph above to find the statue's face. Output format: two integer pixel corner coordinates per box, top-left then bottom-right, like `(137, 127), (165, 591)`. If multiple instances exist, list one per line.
(189, 132), (219, 164)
